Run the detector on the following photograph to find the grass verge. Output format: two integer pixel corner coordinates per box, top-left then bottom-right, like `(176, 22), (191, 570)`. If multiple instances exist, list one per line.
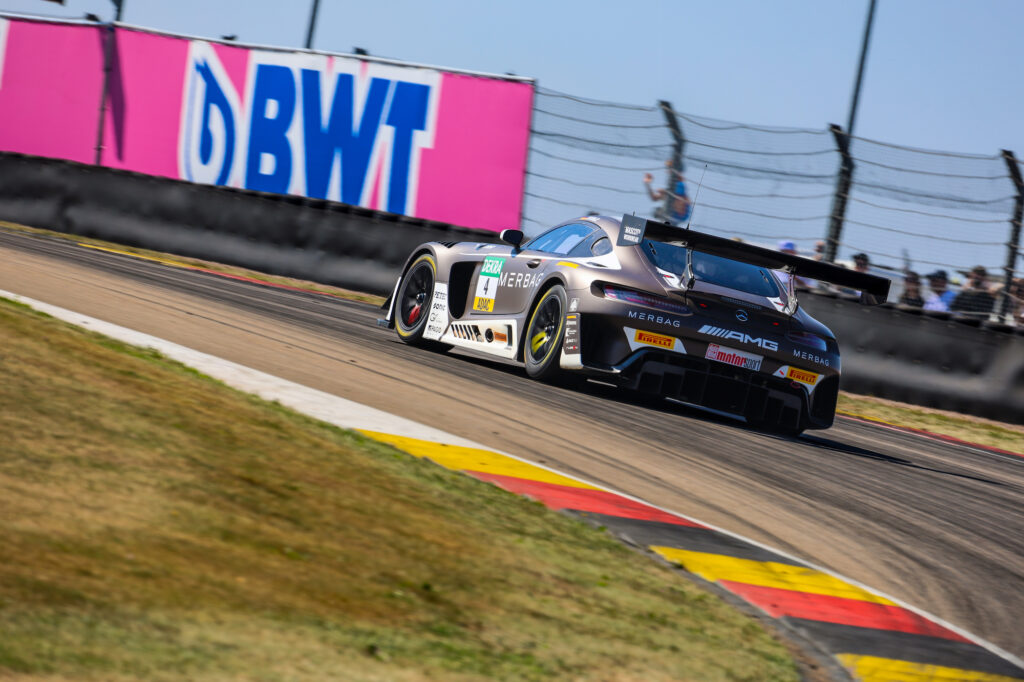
(837, 393), (1024, 455)
(0, 297), (798, 682)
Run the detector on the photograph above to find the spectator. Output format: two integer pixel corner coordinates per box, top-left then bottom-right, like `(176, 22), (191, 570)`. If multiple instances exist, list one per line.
(851, 252), (870, 273)
(923, 270), (956, 311)
(1008, 278), (1024, 326)
(813, 240), (825, 261)
(950, 265), (996, 317)
(898, 271), (924, 307)
(643, 161), (691, 226)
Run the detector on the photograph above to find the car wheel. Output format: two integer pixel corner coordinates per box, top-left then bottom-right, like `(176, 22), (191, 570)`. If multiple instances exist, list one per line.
(396, 254), (440, 346)
(524, 285), (567, 381)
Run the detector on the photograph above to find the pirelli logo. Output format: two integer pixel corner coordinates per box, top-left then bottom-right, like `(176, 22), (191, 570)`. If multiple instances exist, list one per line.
(698, 324), (779, 351)
(786, 367), (819, 385)
(634, 329), (674, 349)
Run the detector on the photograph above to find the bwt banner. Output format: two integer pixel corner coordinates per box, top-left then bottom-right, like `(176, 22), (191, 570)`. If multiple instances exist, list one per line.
(0, 18), (534, 231)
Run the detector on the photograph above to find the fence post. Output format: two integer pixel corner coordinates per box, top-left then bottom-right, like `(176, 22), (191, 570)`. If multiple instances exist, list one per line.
(658, 100), (685, 220)
(1000, 150), (1023, 322)
(824, 124), (853, 263)
(93, 21), (116, 166)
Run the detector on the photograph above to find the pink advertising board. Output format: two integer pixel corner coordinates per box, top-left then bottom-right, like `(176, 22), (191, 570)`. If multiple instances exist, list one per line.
(0, 17), (534, 231)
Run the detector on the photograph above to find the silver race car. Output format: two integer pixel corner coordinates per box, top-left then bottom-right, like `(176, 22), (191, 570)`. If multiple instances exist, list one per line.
(381, 215), (890, 435)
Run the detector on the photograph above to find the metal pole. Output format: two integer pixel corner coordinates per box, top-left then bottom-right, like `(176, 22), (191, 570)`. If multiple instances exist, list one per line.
(824, 124), (853, 263)
(93, 22), (114, 165)
(305, 0), (321, 50)
(92, 1), (123, 165)
(658, 100), (686, 221)
(1000, 150), (1023, 322)
(821, 0), (876, 261)
(846, 0), (877, 137)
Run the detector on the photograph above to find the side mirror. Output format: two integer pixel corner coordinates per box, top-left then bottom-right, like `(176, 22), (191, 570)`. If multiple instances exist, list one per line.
(500, 229), (524, 248)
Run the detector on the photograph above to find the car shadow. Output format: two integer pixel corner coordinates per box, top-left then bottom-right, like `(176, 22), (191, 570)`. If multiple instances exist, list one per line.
(434, 348), (1005, 487)
(798, 433), (1005, 487)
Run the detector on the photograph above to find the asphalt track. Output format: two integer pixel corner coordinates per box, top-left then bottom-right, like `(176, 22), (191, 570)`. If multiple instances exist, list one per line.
(3, 229), (1023, 661)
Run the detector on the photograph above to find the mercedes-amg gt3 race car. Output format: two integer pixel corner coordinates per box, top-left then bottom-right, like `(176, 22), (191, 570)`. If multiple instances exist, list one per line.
(381, 215), (890, 435)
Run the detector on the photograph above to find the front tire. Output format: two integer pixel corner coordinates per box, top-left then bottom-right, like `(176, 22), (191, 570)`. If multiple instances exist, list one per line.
(524, 285), (567, 381)
(395, 254), (437, 346)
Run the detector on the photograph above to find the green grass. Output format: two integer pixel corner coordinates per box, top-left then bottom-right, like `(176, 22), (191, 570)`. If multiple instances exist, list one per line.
(837, 393), (1024, 454)
(0, 297), (799, 681)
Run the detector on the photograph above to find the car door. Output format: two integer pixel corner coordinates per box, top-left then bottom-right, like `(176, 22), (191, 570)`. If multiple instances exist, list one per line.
(470, 222), (596, 316)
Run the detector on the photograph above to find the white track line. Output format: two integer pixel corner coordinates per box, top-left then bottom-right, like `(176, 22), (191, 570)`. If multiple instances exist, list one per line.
(5, 289), (1022, 673)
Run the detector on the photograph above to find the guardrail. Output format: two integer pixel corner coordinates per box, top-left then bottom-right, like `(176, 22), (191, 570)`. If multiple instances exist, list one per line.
(1, 151), (1021, 424)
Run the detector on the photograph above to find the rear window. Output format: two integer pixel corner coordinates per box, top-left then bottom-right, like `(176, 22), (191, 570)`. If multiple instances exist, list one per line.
(642, 240), (780, 298)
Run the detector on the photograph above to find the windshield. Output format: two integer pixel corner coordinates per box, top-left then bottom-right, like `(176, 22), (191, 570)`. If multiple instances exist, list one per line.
(642, 240), (781, 298)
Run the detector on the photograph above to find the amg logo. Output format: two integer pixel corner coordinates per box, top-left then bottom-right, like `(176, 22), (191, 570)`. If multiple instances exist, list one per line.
(698, 324), (779, 351)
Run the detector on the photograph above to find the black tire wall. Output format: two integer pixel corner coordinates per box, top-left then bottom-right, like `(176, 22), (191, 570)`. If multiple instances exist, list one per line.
(0, 152), (498, 296)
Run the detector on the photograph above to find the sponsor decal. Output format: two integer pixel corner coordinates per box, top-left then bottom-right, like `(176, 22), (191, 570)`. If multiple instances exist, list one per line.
(628, 309), (682, 328)
(569, 297), (579, 312)
(179, 43), (440, 214)
(634, 329), (674, 350)
(623, 327), (686, 354)
(493, 331), (508, 343)
(498, 271), (543, 289)
(698, 324), (779, 351)
(563, 313), (580, 354)
(617, 213), (646, 246)
(705, 343), (763, 371)
(480, 256), (505, 276)
(473, 256), (504, 310)
(786, 366), (819, 385)
(792, 349), (831, 367)
(423, 282), (449, 340)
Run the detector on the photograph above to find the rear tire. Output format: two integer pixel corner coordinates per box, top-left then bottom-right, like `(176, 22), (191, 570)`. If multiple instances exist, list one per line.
(524, 285), (567, 381)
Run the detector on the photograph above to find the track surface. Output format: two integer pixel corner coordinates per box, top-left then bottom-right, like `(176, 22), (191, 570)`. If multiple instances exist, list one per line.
(3, 230), (1023, 658)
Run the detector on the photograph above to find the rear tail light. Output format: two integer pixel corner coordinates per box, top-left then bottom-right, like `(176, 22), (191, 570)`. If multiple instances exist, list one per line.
(602, 285), (692, 315)
(786, 330), (828, 351)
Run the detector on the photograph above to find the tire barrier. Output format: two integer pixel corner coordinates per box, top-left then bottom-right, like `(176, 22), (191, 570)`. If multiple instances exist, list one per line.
(0, 152), (499, 296)
(801, 293), (1024, 424)
(1, 151), (1021, 424)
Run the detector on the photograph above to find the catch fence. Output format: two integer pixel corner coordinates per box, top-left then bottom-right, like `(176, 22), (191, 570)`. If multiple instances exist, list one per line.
(522, 86), (1023, 323)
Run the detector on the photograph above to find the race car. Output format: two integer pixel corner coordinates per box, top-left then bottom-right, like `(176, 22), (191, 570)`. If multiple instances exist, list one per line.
(381, 215), (890, 435)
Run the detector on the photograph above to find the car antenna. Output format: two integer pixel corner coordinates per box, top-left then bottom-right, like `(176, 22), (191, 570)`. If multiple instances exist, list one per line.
(685, 164), (708, 232)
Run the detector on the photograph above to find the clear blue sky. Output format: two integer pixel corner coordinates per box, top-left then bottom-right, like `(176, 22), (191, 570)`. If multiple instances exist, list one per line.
(3, 0), (1023, 157)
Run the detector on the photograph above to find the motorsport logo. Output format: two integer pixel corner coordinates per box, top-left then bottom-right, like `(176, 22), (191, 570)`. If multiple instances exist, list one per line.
(473, 256), (504, 312)
(705, 343), (763, 371)
(698, 325), (778, 351)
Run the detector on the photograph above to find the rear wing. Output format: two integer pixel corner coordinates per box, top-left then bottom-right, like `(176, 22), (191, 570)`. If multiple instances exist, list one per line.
(618, 215), (891, 305)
